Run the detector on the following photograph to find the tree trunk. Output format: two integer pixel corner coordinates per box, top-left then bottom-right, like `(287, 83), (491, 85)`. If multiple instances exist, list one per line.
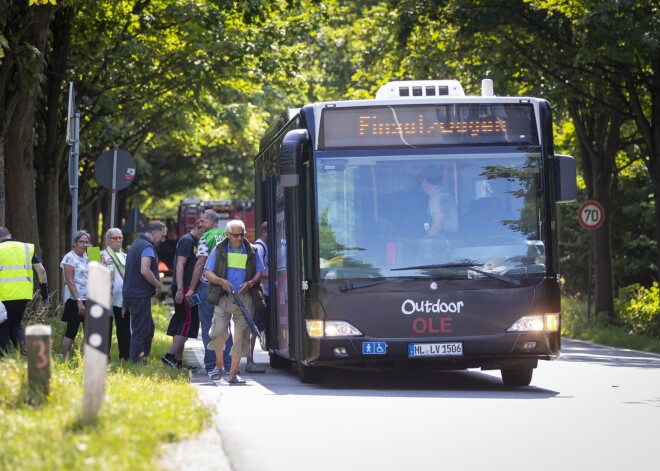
(592, 187), (615, 318)
(650, 177), (660, 283)
(0, 3), (57, 248)
(0, 135), (5, 225)
(570, 93), (623, 319)
(35, 6), (75, 297)
(623, 57), (660, 283)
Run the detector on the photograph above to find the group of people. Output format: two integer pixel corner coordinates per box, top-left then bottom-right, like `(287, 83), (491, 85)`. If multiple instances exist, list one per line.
(59, 225), (150, 360)
(0, 215), (270, 386)
(166, 211), (270, 384)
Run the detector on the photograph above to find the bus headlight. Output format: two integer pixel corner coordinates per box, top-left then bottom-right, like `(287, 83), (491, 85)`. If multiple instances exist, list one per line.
(306, 320), (363, 338)
(507, 314), (560, 332)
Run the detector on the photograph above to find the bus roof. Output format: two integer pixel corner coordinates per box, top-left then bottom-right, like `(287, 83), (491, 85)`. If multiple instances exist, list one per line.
(259, 80), (547, 151)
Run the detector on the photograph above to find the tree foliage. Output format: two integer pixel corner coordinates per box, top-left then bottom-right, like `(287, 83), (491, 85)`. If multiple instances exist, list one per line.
(0, 0), (658, 307)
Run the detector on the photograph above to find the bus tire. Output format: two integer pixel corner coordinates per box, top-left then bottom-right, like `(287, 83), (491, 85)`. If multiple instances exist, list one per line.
(269, 352), (292, 369)
(297, 364), (324, 384)
(501, 368), (533, 386)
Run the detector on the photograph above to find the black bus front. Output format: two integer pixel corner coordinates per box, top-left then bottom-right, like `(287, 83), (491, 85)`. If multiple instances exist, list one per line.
(263, 98), (575, 386)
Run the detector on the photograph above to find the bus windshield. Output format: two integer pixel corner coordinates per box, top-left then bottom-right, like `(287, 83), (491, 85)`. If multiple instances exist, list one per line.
(316, 151), (545, 281)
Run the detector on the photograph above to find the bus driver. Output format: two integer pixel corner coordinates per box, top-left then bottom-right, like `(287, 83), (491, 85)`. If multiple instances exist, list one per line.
(420, 172), (458, 236)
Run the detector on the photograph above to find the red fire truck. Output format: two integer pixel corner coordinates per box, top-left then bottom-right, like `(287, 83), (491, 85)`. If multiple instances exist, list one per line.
(157, 198), (256, 298)
(177, 198), (257, 242)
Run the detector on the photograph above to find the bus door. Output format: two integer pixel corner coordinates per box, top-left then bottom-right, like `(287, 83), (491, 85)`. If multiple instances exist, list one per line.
(272, 129), (311, 364)
(273, 176), (307, 362)
(273, 181), (291, 357)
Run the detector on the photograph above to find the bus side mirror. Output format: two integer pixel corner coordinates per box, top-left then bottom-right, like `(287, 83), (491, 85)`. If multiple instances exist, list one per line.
(280, 129), (309, 187)
(554, 154), (577, 203)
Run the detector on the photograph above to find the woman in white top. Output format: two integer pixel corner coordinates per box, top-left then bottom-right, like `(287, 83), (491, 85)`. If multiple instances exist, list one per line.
(101, 228), (131, 360)
(60, 230), (91, 356)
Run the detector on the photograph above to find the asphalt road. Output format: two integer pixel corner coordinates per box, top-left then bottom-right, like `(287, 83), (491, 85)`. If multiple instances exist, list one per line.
(165, 337), (660, 471)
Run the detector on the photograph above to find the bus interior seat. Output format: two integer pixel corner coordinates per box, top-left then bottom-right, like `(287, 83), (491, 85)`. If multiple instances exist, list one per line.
(461, 197), (508, 238)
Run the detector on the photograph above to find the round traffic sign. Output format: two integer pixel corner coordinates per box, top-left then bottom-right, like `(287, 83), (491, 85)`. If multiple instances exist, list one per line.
(94, 149), (136, 190)
(578, 200), (604, 230)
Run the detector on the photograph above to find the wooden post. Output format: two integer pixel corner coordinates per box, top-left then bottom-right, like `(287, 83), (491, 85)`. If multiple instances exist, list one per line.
(81, 262), (111, 424)
(26, 324), (52, 401)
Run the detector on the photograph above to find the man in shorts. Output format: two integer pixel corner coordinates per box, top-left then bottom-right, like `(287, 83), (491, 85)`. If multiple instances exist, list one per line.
(162, 220), (204, 368)
(205, 220), (265, 384)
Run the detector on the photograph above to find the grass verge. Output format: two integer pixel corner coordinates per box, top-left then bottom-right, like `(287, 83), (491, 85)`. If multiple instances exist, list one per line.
(562, 295), (660, 354)
(0, 301), (209, 471)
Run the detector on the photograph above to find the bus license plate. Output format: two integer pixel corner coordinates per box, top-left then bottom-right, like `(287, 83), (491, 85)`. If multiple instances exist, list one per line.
(408, 342), (463, 357)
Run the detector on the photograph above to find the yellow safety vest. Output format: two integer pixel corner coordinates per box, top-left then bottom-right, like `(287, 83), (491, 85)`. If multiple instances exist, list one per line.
(0, 241), (34, 301)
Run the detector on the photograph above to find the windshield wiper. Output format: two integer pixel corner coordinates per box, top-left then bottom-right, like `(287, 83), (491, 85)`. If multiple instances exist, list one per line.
(339, 278), (420, 292)
(391, 263), (521, 287)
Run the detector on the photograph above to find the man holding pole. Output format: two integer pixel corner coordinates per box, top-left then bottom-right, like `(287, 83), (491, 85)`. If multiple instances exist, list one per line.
(204, 219), (265, 384)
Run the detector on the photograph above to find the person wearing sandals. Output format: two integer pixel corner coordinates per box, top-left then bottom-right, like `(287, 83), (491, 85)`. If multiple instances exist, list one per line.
(101, 228), (131, 360)
(60, 230), (91, 357)
(205, 219), (265, 384)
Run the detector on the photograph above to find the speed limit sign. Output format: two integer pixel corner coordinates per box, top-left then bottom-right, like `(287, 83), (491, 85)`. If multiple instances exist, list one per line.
(578, 200), (604, 230)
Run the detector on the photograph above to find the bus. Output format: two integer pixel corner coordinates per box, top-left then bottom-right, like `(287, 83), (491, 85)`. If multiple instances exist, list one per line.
(254, 79), (576, 386)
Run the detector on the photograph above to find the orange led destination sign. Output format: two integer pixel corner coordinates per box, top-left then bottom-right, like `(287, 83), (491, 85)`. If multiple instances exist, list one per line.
(357, 114), (506, 137)
(319, 104), (538, 149)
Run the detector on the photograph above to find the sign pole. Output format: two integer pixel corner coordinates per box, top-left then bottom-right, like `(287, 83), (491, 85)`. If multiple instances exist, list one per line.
(93, 147), (136, 231)
(67, 82), (80, 236)
(110, 145), (118, 228)
(587, 232), (593, 319)
(578, 200), (604, 321)
(71, 113), (80, 235)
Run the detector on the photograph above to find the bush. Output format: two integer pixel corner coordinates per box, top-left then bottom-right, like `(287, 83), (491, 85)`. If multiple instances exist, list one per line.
(562, 293), (660, 353)
(615, 283), (660, 337)
(23, 291), (63, 326)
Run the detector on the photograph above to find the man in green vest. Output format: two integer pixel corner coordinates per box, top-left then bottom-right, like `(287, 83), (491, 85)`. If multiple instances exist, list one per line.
(0, 227), (48, 354)
(204, 219), (264, 384)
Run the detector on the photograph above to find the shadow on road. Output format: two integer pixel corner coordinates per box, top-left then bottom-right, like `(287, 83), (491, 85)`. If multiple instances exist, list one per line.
(259, 366), (559, 399)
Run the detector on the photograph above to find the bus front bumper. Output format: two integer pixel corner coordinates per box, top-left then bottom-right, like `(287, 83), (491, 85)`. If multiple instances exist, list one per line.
(301, 331), (559, 371)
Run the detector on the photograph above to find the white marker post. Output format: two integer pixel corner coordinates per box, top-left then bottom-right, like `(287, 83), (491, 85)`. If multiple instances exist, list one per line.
(81, 262), (111, 424)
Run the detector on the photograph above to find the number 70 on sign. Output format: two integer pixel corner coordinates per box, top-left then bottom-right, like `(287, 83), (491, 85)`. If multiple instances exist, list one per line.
(578, 200), (605, 230)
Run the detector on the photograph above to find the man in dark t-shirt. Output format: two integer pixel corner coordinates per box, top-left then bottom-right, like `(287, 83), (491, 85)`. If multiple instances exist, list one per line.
(123, 220), (167, 363)
(161, 221), (204, 368)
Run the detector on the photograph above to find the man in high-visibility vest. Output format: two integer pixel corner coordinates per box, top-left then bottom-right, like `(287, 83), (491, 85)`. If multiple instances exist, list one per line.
(0, 227), (49, 354)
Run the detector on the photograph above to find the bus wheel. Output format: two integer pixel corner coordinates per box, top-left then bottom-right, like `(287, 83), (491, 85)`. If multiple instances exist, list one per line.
(501, 368), (533, 386)
(297, 364), (324, 384)
(269, 352), (292, 369)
